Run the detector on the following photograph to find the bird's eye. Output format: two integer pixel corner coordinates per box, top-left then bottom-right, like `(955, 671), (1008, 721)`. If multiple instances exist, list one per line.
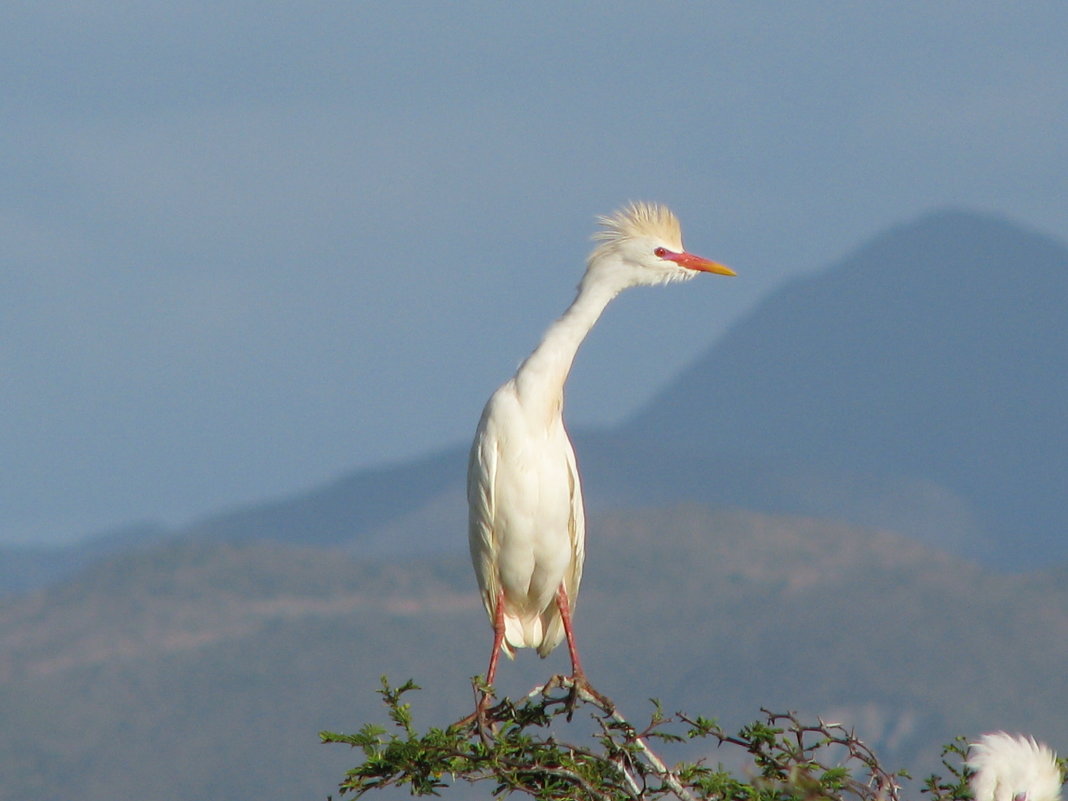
(654, 247), (667, 258)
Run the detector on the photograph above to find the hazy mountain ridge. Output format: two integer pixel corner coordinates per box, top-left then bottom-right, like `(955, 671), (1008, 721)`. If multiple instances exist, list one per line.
(2, 504), (1065, 801)
(0, 539), (473, 683)
(0, 522), (169, 597)
(178, 446), (464, 548)
(0, 450), (466, 598)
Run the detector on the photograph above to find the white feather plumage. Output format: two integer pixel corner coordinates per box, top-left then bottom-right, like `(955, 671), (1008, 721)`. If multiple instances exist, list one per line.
(968, 732), (1063, 801)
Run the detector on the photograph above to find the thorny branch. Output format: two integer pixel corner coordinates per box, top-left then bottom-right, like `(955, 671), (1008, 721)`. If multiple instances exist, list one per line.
(525, 675), (698, 801)
(322, 675), (938, 801)
(682, 708), (903, 801)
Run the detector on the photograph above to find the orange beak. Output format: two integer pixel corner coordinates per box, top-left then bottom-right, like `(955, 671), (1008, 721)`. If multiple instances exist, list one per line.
(667, 251), (736, 276)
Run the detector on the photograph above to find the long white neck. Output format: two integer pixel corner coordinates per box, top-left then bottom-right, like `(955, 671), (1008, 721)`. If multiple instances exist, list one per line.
(512, 271), (622, 420)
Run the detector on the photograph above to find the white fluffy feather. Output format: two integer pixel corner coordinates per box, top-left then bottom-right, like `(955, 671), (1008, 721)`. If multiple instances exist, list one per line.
(968, 732), (1063, 801)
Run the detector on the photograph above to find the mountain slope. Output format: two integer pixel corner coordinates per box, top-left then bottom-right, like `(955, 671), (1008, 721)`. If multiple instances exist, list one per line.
(0, 522), (169, 597)
(625, 209), (1068, 567)
(180, 446), (464, 551)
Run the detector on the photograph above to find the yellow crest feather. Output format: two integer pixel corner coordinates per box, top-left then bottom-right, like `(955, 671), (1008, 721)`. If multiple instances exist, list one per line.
(592, 202), (684, 251)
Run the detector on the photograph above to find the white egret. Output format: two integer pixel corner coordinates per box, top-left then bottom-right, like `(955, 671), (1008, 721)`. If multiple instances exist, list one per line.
(467, 202), (734, 687)
(968, 731), (1063, 801)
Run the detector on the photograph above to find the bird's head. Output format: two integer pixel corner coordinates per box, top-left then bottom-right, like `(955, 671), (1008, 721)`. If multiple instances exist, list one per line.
(585, 202), (735, 291)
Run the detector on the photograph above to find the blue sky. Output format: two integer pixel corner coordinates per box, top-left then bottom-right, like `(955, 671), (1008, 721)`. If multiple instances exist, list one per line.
(3, 3), (1067, 544)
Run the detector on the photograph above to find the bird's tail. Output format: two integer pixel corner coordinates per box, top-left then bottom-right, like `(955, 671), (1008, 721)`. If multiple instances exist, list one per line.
(500, 607), (564, 658)
(536, 609), (565, 658)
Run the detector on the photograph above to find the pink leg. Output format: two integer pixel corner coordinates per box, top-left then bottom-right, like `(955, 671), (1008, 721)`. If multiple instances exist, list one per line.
(555, 584), (585, 680)
(485, 589), (506, 685)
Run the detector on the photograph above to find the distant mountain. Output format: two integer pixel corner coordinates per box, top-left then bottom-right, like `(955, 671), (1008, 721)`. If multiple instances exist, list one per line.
(0, 450), (465, 597)
(179, 446), (463, 550)
(0, 522), (168, 597)
(625, 209), (1068, 568)
(1, 506), (1065, 801)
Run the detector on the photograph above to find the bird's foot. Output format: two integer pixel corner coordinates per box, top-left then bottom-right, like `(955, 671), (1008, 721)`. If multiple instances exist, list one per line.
(475, 688), (498, 731)
(563, 672), (613, 720)
(472, 677), (507, 741)
(452, 677), (499, 737)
